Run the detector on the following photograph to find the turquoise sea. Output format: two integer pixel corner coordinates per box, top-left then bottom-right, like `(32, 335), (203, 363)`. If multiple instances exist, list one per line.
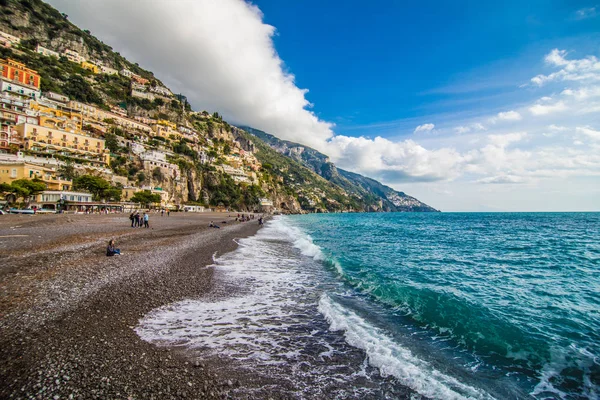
(137, 213), (600, 399)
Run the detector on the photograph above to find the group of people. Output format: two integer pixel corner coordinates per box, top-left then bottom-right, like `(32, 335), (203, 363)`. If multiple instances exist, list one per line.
(129, 211), (150, 228)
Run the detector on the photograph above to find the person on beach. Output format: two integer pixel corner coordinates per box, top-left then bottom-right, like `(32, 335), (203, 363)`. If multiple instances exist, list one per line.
(143, 212), (149, 228)
(134, 212), (140, 227)
(106, 239), (121, 256)
(209, 221), (220, 229)
(129, 212), (135, 227)
(161, 209), (164, 217)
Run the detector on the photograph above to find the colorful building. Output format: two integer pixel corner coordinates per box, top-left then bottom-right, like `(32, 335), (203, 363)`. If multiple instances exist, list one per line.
(0, 59), (41, 89)
(80, 61), (100, 74)
(14, 123), (110, 166)
(0, 161), (72, 191)
(30, 101), (83, 133)
(0, 124), (22, 153)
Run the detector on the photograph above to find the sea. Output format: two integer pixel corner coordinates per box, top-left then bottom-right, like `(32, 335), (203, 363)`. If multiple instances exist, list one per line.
(135, 213), (600, 399)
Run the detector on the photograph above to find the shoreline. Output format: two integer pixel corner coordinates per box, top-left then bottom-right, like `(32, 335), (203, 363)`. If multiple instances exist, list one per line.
(0, 212), (263, 399)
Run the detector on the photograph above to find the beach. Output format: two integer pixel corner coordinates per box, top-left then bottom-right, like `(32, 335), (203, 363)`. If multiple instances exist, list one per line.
(0, 212), (261, 399)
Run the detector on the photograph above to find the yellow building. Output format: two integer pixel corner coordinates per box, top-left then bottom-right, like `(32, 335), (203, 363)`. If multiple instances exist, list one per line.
(152, 122), (182, 139)
(80, 61), (99, 74)
(30, 101), (83, 133)
(14, 123), (110, 166)
(0, 161), (72, 190)
(157, 119), (177, 129)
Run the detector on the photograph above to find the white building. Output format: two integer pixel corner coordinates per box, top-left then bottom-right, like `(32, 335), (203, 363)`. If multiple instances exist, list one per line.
(120, 69), (134, 78)
(149, 86), (172, 97)
(63, 49), (85, 64)
(43, 91), (69, 104)
(100, 65), (118, 75)
(0, 30), (20, 48)
(131, 89), (155, 101)
(36, 44), (59, 58)
(0, 77), (41, 100)
(141, 150), (180, 180)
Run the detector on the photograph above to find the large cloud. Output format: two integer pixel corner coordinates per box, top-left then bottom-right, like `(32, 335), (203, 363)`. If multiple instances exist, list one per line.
(48, 0), (334, 151)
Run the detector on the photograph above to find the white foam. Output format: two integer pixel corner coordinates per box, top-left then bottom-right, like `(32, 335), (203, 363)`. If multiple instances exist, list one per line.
(318, 294), (495, 400)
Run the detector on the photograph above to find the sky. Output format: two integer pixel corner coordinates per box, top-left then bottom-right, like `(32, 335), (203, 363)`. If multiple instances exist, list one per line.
(47, 0), (600, 211)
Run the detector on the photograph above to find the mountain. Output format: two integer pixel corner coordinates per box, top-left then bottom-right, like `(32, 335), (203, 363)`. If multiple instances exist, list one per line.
(241, 127), (439, 212)
(0, 0), (438, 214)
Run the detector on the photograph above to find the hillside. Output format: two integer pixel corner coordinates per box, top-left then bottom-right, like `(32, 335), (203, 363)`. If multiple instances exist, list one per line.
(242, 127), (439, 212)
(0, 0), (438, 213)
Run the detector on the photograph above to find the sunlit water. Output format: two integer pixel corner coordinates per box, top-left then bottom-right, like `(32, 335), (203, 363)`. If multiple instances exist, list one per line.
(136, 213), (600, 399)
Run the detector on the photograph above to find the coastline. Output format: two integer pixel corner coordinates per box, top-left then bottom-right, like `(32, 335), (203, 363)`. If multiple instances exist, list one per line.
(0, 212), (262, 399)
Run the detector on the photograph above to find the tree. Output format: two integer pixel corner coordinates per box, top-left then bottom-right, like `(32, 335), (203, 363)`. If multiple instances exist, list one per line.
(58, 161), (78, 180)
(130, 190), (161, 207)
(137, 172), (147, 185)
(223, 143), (231, 155)
(9, 179), (47, 204)
(73, 175), (110, 200)
(153, 98), (164, 107)
(152, 167), (164, 182)
(104, 132), (120, 153)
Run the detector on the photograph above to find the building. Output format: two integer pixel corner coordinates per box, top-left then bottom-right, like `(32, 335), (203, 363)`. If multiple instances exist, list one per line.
(33, 190), (92, 210)
(259, 198), (273, 206)
(63, 49), (85, 64)
(35, 44), (59, 58)
(29, 101), (83, 133)
(0, 161), (72, 190)
(0, 78), (41, 100)
(131, 89), (155, 101)
(0, 58), (41, 89)
(80, 61), (99, 74)
(0, 30), (20, 48)
(0, 91), (38, 126)
(0, 124), (22, 153)
(152, 120), (181, 139)
(99, 65), (118, 76)
(119, 69), (134, 78)
(218, 164), (252, 183)
(15, 123), (110, 166)
(130, 74), (149, 85)
(140, 150), (180, 180)
(149, 86), (172, 97)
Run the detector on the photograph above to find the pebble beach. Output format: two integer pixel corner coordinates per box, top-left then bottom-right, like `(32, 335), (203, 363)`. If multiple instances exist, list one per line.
(0, 212), (262, 399)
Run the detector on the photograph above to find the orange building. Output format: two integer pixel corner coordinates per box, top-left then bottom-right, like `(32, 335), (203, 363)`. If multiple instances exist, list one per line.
(0, 59), (40, 88)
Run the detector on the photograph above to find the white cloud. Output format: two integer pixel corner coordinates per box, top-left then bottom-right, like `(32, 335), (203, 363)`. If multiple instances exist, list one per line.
(576, 126), (600, 140)
(414, 123), (435, 133)
(548, 124), (568, 131)
(48, 0), (334, 151)
(454, 123), (485, 134)
(574, 6), (598, 20)
(477, 175), (526, 184)
(530, 49), (600, 86)
(529, 101), (567, 116)
(496, 110), (522, 121)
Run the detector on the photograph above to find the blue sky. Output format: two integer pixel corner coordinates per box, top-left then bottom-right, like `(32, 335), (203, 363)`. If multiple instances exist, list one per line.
(255, 0), (600, 137)
(50, 0), (600, 211)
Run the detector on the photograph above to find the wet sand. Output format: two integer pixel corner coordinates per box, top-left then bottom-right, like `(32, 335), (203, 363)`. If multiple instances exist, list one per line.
(0, 212), (262, 399)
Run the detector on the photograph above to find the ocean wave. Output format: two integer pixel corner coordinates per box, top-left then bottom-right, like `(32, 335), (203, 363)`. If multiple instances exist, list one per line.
(318, 293), (495, 400)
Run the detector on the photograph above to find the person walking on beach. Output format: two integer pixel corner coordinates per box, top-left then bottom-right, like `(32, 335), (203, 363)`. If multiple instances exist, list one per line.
(143, 212), (149, 228)
(129, 212), (135, 227)
(106, 239), (121, 256)
(161, 209), (164, 217)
